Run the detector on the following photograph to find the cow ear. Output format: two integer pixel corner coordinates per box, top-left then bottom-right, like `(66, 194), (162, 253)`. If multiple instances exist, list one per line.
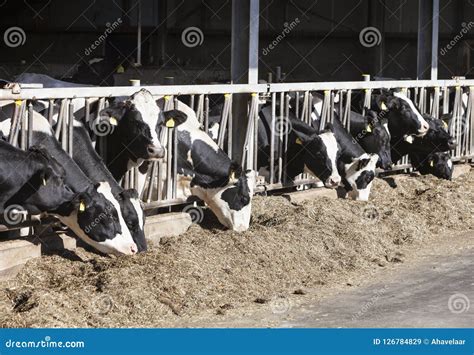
(228, 161), (242, 182)
(356, 158), (371, 171)
(292, 130), (312, 146)
(72, 192), (90, 213)
(374, 93), (391, 111)
(162, 110), (187, 128)
(323, 122), (334, 133)
(99, 106), (123, 125)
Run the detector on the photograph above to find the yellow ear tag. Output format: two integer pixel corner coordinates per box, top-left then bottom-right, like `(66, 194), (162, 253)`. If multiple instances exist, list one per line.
(79, 201), (86, 212)
(230, 171), (236, 180)
(116, 64), (125, 73)
(109, 117), (118, 126)
(443, 121), (448, 130)
(166, 118), (175, 128)
(430, 161), (434, 167)
(42, 178), (47, 186)
(14, 100), (22, 106)
(295, 138), (303, 145)
(366, 125), (372, 133)
(381, 102), (388, 110)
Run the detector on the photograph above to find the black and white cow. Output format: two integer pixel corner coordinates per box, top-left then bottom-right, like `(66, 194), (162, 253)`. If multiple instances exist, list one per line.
(14, 77), (165, 184)
(391, 114), (456, 164)
(411, 151), (453, 180)
(97, 89), (166, 181)
(0, 141), (76, 219)
(72, 120), (147, 252)
(301, 94), (379, 200)
(347, 110), (393, 170)
(156, 107), (255, 232)
(311, 113), (379, 201)
(371, 90), (430, 141)
(257, 104), (342, 188)
(27, 112), (138, 255)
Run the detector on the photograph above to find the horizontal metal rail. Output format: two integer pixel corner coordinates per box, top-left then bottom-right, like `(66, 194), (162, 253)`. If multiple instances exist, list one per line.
(0, 79), (473, 223)
(2, 79), (474, 100)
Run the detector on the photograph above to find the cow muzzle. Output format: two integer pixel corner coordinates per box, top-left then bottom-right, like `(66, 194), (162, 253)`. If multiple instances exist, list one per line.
(324, 175), (341, 188)
(448, 138), (457, 150)
(147, 144), (165, 159)
(417, 121), (430, 136)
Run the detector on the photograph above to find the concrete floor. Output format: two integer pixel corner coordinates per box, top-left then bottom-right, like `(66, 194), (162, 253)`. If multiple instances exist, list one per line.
(280, 247), (473, 328)
(184, 232), (473, 328)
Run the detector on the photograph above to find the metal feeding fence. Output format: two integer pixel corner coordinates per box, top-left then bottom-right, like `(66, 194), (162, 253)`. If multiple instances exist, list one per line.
(0, 78), (473, 215)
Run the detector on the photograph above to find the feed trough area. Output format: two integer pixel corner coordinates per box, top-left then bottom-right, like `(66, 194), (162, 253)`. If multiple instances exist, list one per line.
(1, 169), (472, 327)
(0, 0), (473, 343)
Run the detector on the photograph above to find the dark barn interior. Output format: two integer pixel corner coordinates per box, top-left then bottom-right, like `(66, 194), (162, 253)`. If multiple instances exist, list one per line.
(0, 0), (473, 85)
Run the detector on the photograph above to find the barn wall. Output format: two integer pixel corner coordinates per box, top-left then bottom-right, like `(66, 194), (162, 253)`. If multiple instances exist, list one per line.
(0, 0), (473, 83)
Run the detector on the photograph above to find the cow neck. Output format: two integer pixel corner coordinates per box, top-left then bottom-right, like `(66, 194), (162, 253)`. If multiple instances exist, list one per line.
(72, 124), (123, 196)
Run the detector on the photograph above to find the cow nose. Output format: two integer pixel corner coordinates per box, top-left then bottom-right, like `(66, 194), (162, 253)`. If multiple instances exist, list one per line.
(419, 122), (429, 134)
(325, 176), (341, 188)
(147, 144), (165, 159)
(448, 138), (457, 149)
(130, 243), (138, 254)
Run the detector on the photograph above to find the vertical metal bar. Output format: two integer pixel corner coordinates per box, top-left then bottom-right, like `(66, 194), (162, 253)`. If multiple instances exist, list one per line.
(172, 127), (178, 199)
(48, 99), (54, 125)
(227, 95), (233, 158)
(278, 92), (284, 183)
(68, 100), (74, 156)
(431, 0), (439, 80)
(443, 87), (449, 114)
(166, 128), (173, 199)
(295, 92), (300, 119)
(61, 99), (68, 152)
(248, 0), (259, 84)
(27, 102), (34, 149)
(253, 96), (259, 173)
(147, 162), (157, 203)
(136, 0), (142, 66)
(204, 95), (209, 134)
(270, 92), (276, 184)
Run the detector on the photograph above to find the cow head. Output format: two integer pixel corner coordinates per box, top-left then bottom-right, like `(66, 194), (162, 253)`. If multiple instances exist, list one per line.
(374, 91), (429, 139)
(418, 114), (457, 151)
(343, 153), (378, 201)
(100, 103), (165, 161)
(419, 152), (453, 180)
(118, 188), (147, 252)
(56, 182), (138, 256)
(6, 146), (76, 214)
(291, 123), (342, 188)
(191, 167), (255, 232)
(362, 111), (393, 170)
